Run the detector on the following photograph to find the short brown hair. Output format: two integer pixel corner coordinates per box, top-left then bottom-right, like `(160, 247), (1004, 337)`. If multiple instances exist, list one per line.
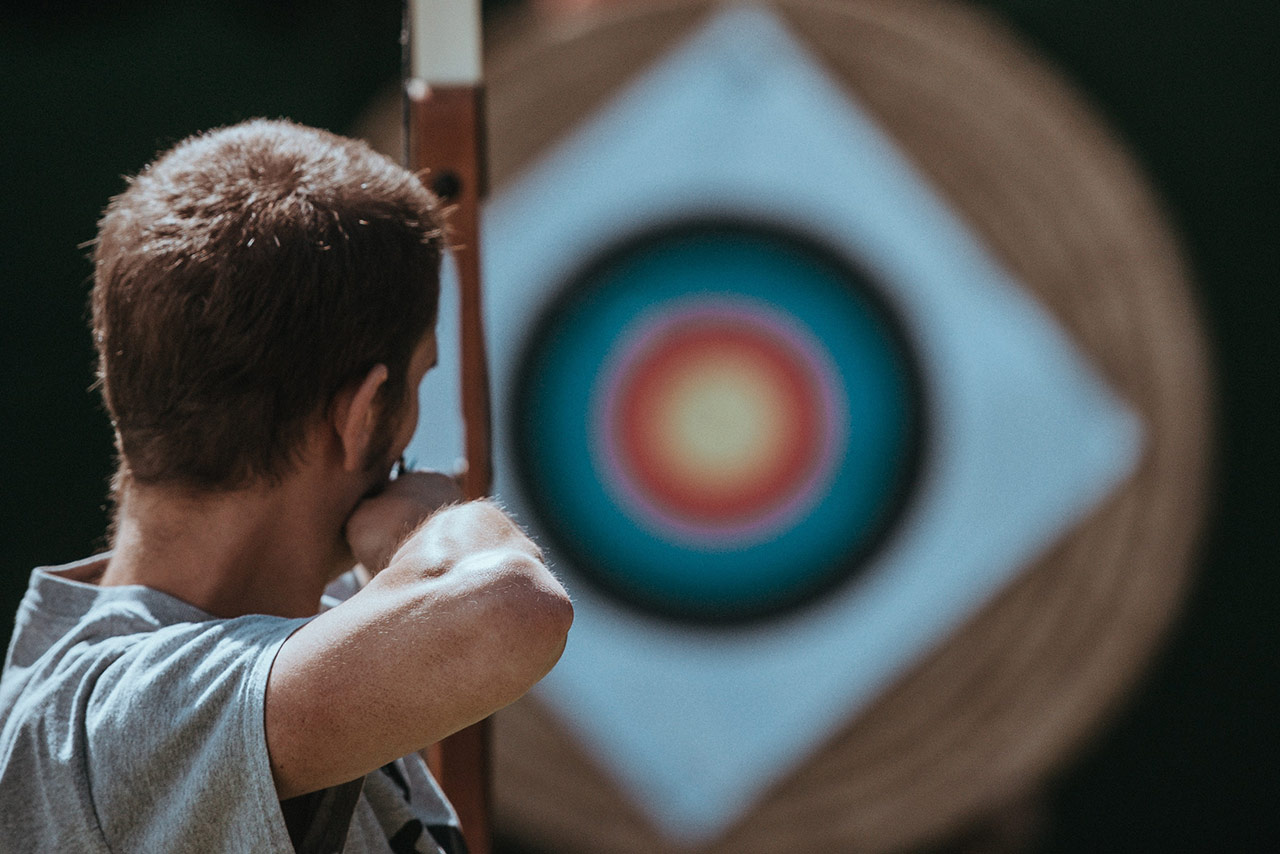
(91, 119), (443, 490)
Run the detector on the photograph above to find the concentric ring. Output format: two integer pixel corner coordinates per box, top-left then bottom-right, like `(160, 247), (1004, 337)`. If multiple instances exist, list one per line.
(511, 221), (923, 622)
(597, 298), (844, 541)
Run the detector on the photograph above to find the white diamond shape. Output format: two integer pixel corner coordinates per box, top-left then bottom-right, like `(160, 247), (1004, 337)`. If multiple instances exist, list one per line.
(406, 4), (1143, 843)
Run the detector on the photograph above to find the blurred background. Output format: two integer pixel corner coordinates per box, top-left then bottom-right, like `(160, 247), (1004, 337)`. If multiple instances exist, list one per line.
(1, 0), (1276, 850)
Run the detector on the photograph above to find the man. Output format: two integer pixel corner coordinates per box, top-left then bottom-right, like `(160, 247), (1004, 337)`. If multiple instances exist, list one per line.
(0, 119), (573, 853)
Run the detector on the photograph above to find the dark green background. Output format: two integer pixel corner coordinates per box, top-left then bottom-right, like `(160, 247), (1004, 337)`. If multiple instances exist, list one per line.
(1, 1), (1275, 849)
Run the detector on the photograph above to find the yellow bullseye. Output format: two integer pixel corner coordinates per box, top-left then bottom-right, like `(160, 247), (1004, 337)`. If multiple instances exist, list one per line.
(646, 355), (790, 496)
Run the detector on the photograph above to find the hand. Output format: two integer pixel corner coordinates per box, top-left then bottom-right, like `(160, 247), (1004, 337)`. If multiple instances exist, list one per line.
(344, 470), (464, 574)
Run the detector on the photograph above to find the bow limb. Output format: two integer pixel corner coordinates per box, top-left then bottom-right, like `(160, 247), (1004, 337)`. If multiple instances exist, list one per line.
(405, 2), (494, 852)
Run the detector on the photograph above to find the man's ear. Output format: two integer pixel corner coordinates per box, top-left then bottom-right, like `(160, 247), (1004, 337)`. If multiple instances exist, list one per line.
(332, 364), (389, 473)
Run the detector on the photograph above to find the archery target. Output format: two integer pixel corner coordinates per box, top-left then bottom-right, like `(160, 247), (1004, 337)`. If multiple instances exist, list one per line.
(385, 0), (1213, 851)
(466, 7), (1155, 839)
(512, 223), (920, 622)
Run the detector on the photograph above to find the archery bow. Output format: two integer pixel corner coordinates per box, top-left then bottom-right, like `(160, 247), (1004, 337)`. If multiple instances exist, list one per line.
(404, 2), (494, 851)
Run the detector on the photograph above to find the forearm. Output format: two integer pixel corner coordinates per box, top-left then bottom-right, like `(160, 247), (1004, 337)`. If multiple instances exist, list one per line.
(376, 500), (572, 707)
(385, 499), (544, 579)
(344, 470), (464, 574)
(268, 500), (572, 799)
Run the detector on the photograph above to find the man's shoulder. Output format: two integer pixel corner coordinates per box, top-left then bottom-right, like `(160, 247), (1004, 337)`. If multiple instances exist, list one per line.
(5, 569), (297, 685)
(2, 578), (304, 757)
(0, 574), (311, 854)
(2, 560), (308, 752)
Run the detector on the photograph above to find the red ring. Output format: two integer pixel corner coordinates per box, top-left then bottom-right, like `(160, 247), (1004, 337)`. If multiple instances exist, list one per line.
(612, 318), (825, 525)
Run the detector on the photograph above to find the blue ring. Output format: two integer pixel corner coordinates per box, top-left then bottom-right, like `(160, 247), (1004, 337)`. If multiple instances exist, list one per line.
(511, 221), (924, 623)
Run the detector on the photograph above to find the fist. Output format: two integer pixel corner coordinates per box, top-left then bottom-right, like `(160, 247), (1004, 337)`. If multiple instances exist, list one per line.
(344, 471), (464, 573)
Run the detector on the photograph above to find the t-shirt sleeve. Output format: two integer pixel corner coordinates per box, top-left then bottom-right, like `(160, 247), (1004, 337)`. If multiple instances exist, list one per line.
(83, 614), (308, 854)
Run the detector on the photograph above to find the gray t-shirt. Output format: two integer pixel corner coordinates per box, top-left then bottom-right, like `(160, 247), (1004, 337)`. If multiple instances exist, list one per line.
(0, 555), (463, 853)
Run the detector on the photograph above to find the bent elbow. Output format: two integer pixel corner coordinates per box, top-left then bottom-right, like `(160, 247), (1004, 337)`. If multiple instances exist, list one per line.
(486, 554), (574, 693)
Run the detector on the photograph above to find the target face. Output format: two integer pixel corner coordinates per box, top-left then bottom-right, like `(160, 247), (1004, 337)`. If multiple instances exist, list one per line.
(405, 4), (1150, 841)
(512, 224), (921, 622)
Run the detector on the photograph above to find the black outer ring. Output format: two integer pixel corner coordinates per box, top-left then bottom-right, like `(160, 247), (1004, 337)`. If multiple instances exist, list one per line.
(508, 218), (929, 626)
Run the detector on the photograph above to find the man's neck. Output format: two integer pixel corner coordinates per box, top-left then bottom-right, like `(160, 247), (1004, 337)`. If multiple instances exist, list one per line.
(101, 471), (358, 619)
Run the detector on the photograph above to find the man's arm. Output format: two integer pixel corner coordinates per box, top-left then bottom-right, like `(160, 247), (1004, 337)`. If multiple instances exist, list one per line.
(264, 474), (573, 799)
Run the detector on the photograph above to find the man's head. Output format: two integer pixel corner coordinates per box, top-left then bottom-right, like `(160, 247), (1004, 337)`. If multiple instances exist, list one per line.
(91, 119), (443, 492)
